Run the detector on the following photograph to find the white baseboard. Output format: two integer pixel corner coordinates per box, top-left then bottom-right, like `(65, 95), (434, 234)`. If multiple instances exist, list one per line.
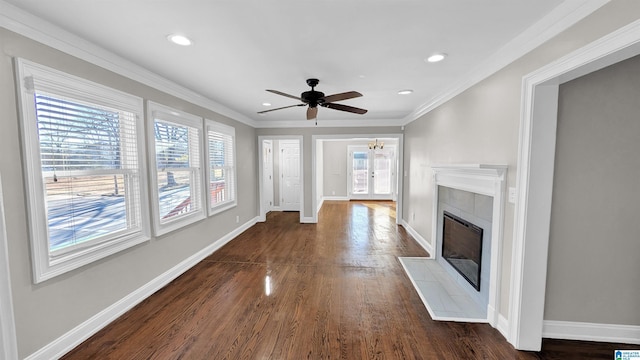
(322, 196), (349, 201)
(497, 313), (510, 340)
(400, 220), (434, 257)
(316, 198), (324, 213)
(25, 217), (259, 360)
(300, 216), (316, 224)
(543, 320), (640, 345)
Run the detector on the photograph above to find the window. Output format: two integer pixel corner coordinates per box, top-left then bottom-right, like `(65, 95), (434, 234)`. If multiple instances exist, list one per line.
(147, 102), (205, 235)
(205, 120), (237, 215)
(15, 59), (150, 283)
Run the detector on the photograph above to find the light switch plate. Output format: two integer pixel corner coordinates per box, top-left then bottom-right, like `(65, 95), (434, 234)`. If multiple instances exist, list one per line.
(508, 187), (516, 204)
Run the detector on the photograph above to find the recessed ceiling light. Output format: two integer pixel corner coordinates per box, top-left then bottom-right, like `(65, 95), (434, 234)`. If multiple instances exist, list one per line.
(167, 34), (192, 46)
(262, 102), (271, 106)
(426, 53), (446, 63)
(398, 89), (413, 95)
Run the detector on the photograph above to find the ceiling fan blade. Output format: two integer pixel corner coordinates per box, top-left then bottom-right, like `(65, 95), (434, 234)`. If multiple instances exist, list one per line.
(322, 102), (368, 115)
(321, 91), (362, 103)
(266, 89), (302, 101)
(307, 106), (318, 120)
(257, 104), (305, 114)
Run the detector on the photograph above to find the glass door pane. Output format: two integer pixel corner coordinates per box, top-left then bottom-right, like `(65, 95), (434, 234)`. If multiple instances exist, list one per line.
(352, 151), (369, 195)
(373, 150), (393, 195)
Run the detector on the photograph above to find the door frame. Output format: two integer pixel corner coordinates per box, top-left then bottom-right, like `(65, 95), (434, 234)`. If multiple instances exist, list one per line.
(509, 19), (640, 350)
(258, 135), (304, 223)
(278, 139), (301, 211)
(261, 140), (274, 213)
(347, 145), (396, 200)
(311, 134), (403, 224)
(0, 174), (18, 360)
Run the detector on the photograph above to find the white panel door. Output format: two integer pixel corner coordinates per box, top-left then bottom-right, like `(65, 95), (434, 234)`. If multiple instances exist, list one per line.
(279, 140), (300, 211)
(262, 140), (274, 212)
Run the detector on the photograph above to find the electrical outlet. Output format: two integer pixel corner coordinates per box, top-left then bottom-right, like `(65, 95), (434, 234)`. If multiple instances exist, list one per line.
(332, 190), (335, 195)
(236, 215), (240, 223)
(412, 212), (415, 221)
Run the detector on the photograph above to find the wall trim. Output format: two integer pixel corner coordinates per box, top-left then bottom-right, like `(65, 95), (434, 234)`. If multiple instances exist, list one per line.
(1, 1), (606, 130)
(402, 0), (609, 125)
(497, 314), (510, 341)
(316, 198), (324, 213)
(24, 217), (259, 360)
(509, 18), (640, 351)
(0, 1), (256, 128)
(543, 320), (640, 345)
(400, 220), (433, 257)
(0, 174), (18, 360)
(322, 196), (349, 201)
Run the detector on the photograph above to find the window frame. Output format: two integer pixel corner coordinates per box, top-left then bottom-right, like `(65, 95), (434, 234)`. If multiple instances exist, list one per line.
(147, 102), (206, 235)
(205, 119), (238, 216)
(15, 58), (151, 283)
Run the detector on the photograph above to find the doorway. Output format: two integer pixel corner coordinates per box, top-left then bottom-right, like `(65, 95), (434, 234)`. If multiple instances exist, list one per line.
(258, 136), (304, 223)
(348, 145), (396, 200)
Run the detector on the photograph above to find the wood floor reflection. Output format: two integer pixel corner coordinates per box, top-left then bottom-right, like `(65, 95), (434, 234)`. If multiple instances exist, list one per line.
(62, 201), (636, 359)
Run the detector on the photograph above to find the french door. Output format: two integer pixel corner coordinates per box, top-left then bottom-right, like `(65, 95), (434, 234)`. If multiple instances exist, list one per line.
(348, 146), (395, 200)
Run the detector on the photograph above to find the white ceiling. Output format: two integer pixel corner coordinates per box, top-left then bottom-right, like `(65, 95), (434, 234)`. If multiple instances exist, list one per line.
(4, 0), (593, 127)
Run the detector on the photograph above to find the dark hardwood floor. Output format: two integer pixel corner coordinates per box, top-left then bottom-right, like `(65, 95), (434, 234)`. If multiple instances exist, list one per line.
(62, 201), (636, 359)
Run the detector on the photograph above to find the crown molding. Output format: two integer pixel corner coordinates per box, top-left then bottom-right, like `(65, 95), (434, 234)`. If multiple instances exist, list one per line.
(1, 0), (609, 130)
(0, 1), (258, 128)
(253, 117), (405, 129)
(402, 0), (610, 125)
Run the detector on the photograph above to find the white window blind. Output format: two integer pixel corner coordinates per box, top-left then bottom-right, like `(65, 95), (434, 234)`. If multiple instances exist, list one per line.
(148, 102), (205, 235)
(16, 58), (150, 283)
(206, 120), (237, 215)
(36, 94), (143, 254)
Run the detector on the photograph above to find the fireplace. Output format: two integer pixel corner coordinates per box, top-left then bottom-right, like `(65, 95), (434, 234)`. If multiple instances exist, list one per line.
(430, 164), (507, 326)
(442, 211), (483, 291)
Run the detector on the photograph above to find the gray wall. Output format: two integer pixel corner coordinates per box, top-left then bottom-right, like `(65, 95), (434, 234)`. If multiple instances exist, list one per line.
(323, 140), (349, 197)
(402, 1), (640, 319)
(1, 28), (258, 357)
(545, 54), (640, 325)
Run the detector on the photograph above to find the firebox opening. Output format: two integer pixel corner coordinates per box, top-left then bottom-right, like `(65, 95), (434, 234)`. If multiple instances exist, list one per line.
(442, 211), (483, 291)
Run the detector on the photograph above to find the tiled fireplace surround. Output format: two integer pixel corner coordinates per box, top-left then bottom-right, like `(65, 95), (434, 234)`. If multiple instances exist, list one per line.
(402, 164), (507, 326)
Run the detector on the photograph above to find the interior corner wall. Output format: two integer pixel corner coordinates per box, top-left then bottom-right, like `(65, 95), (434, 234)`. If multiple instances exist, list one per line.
(401, 0), (640, 320)
(545, 54), (640, 326)
(0, 28), (258, 358)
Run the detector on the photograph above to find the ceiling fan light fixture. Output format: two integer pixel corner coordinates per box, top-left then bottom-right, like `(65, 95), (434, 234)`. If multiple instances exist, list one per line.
(426, 53), (446, 63)
(167, 34), (192, 46)
(398, 89), (413, 95)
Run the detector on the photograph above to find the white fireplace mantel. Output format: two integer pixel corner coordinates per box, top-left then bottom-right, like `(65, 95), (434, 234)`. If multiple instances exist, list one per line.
(431, 164), (507, 197)
(430, 164), (507, 327)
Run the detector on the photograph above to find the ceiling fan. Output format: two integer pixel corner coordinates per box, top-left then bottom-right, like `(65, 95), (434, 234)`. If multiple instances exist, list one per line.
(257, 78), (368, 120)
